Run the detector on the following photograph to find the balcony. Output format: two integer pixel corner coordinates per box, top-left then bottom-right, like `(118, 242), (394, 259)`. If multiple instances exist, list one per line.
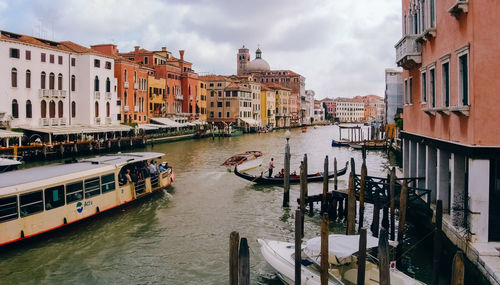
(434, 107), (451, 116)
(422, 107), (436, 116)
(448, 0), (468, 19)
(395, 34), (422, 70)
(51, 118), (59, 126)
(105, 92), (112, 100)
(176, 95), (184, 100)
(124, 81), (129, 88)
(60, 118), (67, 125)
(105, 117), (112, 125)
(50, 90), (58, 97)
(134, 83), (139, 90)
(134, 106), (139, 112)
(94, 91), (101, 100)
(124, 106), (130, 112)
(449, 105), (470, 116)
(94, 117), (101, 125)
(58, 90), (67, 98)
(40, 118), (50, 126)
(39, 89), (49, 98)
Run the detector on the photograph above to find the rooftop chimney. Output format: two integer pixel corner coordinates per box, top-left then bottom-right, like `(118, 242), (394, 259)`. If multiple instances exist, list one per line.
(134, 46), (140, 52)
(162, 47), (166, 51)
(179, 50), (184, 61)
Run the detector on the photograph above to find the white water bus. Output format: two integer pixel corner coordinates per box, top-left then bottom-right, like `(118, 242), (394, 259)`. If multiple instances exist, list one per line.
(0, 152), (174, 246)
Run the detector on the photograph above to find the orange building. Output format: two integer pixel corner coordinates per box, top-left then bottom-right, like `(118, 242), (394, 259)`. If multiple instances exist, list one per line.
(91, 44), (150, 124)
(396, 0), (500, 281)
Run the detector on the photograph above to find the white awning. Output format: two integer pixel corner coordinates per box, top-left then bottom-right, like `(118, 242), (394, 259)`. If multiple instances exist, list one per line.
(150, 117), (184, 128)
(0, 130), (23, 138)
(191, 120), (207, 125)
(240, 117), (259, 126)
(136, 124), (161, 130)
(20, 124), (132, 135)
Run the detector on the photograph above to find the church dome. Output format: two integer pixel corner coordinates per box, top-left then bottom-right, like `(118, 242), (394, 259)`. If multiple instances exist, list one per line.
(247, 58), (270, 71)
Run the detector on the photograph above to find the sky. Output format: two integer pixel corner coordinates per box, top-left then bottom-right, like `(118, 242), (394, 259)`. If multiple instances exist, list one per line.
(0, 0), (403, 99)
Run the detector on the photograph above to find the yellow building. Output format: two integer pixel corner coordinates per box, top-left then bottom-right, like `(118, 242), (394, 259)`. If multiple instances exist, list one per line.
(147, 75), (166, 119)
(198, 80), (207, 122)
(260, 85), (276, 128)
(267, 83), (290, 128)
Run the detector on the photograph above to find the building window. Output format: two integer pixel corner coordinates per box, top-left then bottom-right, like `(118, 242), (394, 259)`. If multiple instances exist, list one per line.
(58, 100), (63, 118)
(94, 59), (100, 68)
(11, 99), (18, 118)
(106, 78), (111, 92)
(133, 71), (137, 83)
(430, 67), (436, 108)
(226, 101), (230, 107)
(217, 102), (222, 107)
(49, 72), (55, 90)
(430, 0), (436, 27)
(49, 100), (56, 118)
(95, 101), (99, 117)
(57, 73), (63, 90)
(409, 77), (413, 104)
(50, 54), (54, 64)
(26, 70), (31, 88)
(72, 101), (76, 118)
(58, 56), (63, 65)
(210, 91), (215, 97)
(11, 68), (17, 87)
(94, 76), (99, 92)
(41, 53), (46, 62)
(26, 100), (32, 118)
(442, 61), (450, 107)
(144, 57), (148, 64)
(41, 100), (47, 118)
(105, 61), (111, 69)
(71, 58), (76, 66)
(106, 102), (110, 117)
(218, 112), (221, 118)
(421, 71), (427, 103)
(210, 102), (214, 107)
(210, 111), (214, 118)
(71, 75), (76, 91)
(25, 50), (31, 60)
(9, 48), (19, 58)
(404, 79), (408, 104)
(458, 51), (469, 106)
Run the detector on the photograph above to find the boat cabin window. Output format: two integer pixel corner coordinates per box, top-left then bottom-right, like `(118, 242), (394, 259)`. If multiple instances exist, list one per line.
(45, 185), (65, 210)
(20, 191), (44, 218)
(66, 181), (83, 203)
(85, 177), (101, 198)
(0, 196), (18, 223)
(101, 174), (116, 193)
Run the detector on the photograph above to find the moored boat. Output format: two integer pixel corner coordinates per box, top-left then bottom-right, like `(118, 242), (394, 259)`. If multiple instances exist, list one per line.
(222, 151), (263, 172)
(0, 155), (22, 173)
(348, 141), (387, 150)
(234, 161), (348, 185)
(0, 152), (174, 246)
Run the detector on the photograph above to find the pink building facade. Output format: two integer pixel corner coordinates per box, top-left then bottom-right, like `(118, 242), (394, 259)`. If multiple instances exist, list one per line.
(397, 0), (500, 282)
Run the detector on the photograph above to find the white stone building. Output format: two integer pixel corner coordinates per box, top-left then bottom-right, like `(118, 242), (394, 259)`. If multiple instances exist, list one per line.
(301, 90), (315, 124)
(384, 68), (403, 124)
(334, 99), (364, 123)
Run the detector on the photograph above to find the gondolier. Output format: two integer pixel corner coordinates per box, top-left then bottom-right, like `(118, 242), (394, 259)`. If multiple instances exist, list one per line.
(268, 158), (275, 177)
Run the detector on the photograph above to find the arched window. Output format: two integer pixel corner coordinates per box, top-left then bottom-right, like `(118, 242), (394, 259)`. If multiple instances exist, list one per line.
(49, 100), (55, 118)
(26, 70), (31, 88)
(106, 77), (110, 92)
(71, 101), (76, 118)
(124, 69), (127, 81)
(106, 102), (110, 117)
(26, 100), (32, 118)
(95, 101), (99, 117)
(49, 72), (55, 90)
(124, 91), (128, 106)
(41, 100), (47, 118)
(41, 72), (46, 89)
(134, 92), (137, 105)
(71, 75), (76, 91)
(57, 73), (63, 90)
(11, 68), (17, 87)
(11, 99), (18, 118)
(133, 71), (137, 83)
(94, 76), (99, 92)
(58, 101), (63, 118)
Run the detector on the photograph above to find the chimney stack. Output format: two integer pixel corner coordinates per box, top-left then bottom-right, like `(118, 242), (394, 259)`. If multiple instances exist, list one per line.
(179, 50), (184, 61)
(162, 47), (166, 51)
(134, 46), (140, 52)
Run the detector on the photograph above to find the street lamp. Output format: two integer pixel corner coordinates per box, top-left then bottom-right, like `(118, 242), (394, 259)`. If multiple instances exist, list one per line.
(283, 129), (291, 207)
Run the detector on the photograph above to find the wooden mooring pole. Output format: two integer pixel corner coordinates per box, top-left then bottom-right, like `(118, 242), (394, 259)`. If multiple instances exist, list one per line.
(347, 171), (356, 235)
(333, 157), (338, 191)
(299, 162), (306, 237)
(229, 231), (240, 285)
(432, 200), (443, 285)
(321, 156), (329, 214)
(378, 228), (390, 285)
(357, 227), (367, 285)
(359, 161), (367, 232)
(283, 139), (290, 207)
(396, 181), (408, 265)
(451, 251), (465, 285)
(238, 237), (250, 285)
(320, 213), (329, 285)
(371, 188), (380, 238)
(389, 167), (396, 241)
(295, 209), (302, 285)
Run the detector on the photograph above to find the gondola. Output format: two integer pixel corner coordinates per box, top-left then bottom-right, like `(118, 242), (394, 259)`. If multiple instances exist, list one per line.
(234, 161), (348, 185)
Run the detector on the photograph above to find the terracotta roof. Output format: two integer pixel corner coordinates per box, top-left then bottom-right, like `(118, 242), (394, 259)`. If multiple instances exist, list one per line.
(264, 83), (291, 91)
(226, 82), (250, 91)
(59, 41), (116, 59)
(199, 74), (230, 81)
(0, 30), (73, 53)
(261, 85), (272, 92)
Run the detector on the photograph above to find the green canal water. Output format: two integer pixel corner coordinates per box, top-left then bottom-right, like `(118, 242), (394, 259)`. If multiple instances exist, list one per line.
(0, 125), (481, 284)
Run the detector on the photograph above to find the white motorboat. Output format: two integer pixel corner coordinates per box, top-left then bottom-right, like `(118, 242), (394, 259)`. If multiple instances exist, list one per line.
(0, 155), (22, 173)
(258, 234), (425, 285)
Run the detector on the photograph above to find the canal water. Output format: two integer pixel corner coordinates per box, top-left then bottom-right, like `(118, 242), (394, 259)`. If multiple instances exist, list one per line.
(0, 126), (444, 284)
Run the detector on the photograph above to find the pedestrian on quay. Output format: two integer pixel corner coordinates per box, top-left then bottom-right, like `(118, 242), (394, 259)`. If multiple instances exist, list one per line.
(268, 158), (275, 178)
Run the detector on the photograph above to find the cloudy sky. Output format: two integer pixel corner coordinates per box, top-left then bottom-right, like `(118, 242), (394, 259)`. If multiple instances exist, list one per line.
(0, 0), (402, 99)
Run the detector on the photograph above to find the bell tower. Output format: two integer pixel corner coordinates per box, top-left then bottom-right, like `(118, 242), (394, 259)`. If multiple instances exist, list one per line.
(237, 45), (250, 75)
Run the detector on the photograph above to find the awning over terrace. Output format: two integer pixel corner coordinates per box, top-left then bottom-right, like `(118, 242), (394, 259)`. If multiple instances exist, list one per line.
(20, 124), (132, 135)
(150, 117), (184, 128)
(239, 117), (260, 126)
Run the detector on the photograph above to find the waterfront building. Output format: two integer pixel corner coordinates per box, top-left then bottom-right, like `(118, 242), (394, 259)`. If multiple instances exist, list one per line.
(237, 47), (305, 125)
(260, 85), (276, 128)
(313, 100), (325, 122)
(396, 0), (500, 282)
(197, 80), (207, 122)
(384, 68), (404, 124)
(334, 98), (364, 123)
(266, 83), (291, 128)
(320, 98), (336, 120)
(354, 94), (385, 122)
(91, 44), (150, 125)
(230, 75), (261, 124)
(1, 30), (120, 129)
(147, 74), (166, 118)
(302, 90), (315, 124)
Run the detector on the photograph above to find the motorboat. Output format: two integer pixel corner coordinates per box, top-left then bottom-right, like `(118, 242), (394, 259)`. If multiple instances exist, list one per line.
(234, 161), (348, 185)
(258, 234), (425, 285)
(222, 151), (263, 172)
(0, 155), (22, 173)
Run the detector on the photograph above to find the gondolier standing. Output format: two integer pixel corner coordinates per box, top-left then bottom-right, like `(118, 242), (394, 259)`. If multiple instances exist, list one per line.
(268, 158), (275, 178)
